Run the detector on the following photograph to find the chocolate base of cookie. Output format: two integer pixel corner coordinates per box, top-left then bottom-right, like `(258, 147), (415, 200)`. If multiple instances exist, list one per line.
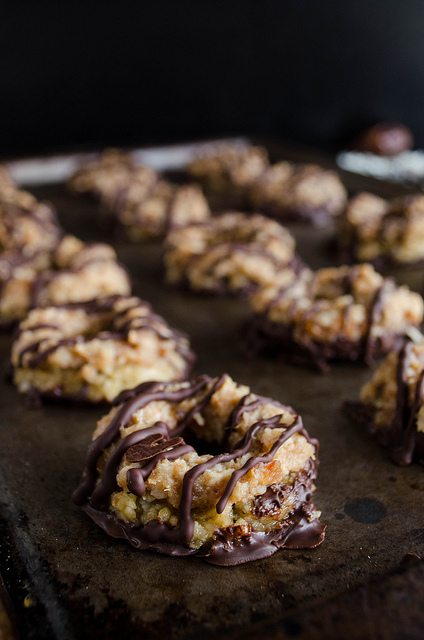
(204, 511), (325, 566)
(80, 503), (325, 567)
(78, 461), (325, 566)
(344, 400), (424, 466)
(243, 315), (404, 372)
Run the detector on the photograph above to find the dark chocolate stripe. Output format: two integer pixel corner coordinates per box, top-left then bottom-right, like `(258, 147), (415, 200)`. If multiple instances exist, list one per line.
(216, 414), (302, 513)
(186, 239), (293, 288)
(173, 373), (227, 436)
(15, 296), (192, 370)
(15, 323), (60, 337)
(18, 337), (82, 367)
(394, 369), (424, 465)
(127, 443), (194, 497)
(90, 421), (170, 508)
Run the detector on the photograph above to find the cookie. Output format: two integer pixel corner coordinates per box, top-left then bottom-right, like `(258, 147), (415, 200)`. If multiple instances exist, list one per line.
(11, 295), (194, 403)
(108, 178), (210, 241)
(164, 212), (298, 296)
(340, 193), (424, 266)
(73, 374), (325, 565)
(68, 149), (154, 203)
(0, 188), (61, 257)
(0, 235), (131, 326)
(248, 264), (423, 371)
(346, 333), (424, 465)
(69, 149), (210, 239)
(187, 143), (269, 207)
(248, 162), (348, 225)
(187, 144), (347, 224)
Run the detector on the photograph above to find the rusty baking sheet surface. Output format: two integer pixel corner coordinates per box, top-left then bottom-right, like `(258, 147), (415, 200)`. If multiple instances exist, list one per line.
(1, 139), (424, 640)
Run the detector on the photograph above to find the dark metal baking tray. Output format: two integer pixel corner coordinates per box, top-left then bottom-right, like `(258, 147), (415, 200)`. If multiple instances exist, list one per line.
(1, 139), (424, 640)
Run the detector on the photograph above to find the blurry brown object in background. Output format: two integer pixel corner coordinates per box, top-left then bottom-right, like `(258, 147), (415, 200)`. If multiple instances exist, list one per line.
(354, 122), (414, 156)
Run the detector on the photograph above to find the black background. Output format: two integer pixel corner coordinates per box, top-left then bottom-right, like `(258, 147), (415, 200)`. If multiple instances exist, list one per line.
(1, 0), (424, 156)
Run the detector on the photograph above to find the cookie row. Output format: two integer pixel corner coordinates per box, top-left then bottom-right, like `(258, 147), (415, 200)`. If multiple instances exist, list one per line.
(67, 144), (350, 232)
(163, 214), (423, 370)
(5, 164), (423, 399)
(8, 207), (423, 400)
(68, 146), (424, 270)
(4, 151), (423, 569)
(162, 202), (424, 466)
(187, 143), (348, 225)
(187, 145), (424, 269)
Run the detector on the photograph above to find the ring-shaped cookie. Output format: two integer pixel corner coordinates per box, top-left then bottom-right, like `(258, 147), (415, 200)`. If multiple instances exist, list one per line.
(164, 212), (297, 295)
(248, 264), (423, 371)
(73, 374), (325, 565)
(11, 295), (194, 403)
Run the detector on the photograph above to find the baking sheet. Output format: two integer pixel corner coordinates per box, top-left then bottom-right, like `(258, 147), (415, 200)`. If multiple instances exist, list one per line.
(1, 139), (424, 640)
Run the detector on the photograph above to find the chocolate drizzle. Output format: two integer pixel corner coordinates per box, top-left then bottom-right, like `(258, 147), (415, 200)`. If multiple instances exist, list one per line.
(0, 232), (131, 329)
(216, 415), (302, 514)
(73, 375), (325, 564)
(14, 296), (194, 376)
